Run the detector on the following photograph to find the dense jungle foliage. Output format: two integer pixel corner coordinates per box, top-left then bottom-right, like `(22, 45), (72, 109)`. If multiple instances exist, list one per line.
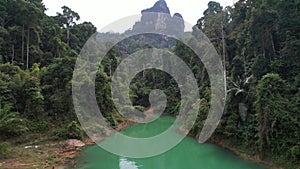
(0, 0), (299, 168)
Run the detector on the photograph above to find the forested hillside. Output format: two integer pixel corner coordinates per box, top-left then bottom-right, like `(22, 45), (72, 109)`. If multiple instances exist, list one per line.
(0, 0), (299, 168)
(0, 0), (97, 162)
(194, 1), (300, 168)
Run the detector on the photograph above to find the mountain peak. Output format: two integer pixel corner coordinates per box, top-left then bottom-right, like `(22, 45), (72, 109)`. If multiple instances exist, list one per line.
(131, 0), (185, 35)
(141, 0), (170, 14)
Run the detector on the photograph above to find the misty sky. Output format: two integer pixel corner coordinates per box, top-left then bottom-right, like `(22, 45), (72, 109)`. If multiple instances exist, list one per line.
(43, 0), (237, 32)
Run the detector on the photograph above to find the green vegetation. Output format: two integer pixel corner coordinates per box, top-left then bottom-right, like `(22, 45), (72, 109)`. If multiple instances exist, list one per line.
(0, 142), (12, 159)
(55, 121), (83, 140)
(195, 1), (300, 168)
(0, 0), (299, 168)
(0, 104), (28, 137)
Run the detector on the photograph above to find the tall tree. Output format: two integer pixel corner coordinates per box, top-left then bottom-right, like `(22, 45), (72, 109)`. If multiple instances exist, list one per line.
(255, 73), (287, 155)
(196, 1), (229, 102)
(56, 6), (80, 47)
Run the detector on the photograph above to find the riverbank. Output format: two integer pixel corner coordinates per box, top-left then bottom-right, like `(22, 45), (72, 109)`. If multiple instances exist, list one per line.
(0, 137), (94, 169)
(0, 118), (283, 169)
(0, 119), (136, 169)
(69, 121), (283, 169)
(75, 119), (281, 169)
(208, 137), (283, 169)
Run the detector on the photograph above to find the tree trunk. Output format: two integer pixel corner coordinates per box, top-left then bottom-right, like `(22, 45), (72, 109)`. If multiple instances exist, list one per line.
(67, 28), (70, 46)
(26, 28), (30, 69)
(11, 44), (14, 63)
(270, 33), (276, 56)
(142, 63), (145, 78)
(295, 0), (298, 13)
(21, 24), (24, 62)
(221, 12), (227, 93)
(57, 46), (59, 58)
(109, 64), (112, 77)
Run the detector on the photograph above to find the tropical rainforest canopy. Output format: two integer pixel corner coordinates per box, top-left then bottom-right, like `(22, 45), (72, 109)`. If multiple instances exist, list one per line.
(0, 0), (299, 168)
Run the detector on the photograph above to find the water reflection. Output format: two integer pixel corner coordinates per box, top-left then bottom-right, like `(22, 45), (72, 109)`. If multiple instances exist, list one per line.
(119, 157), (140, 169)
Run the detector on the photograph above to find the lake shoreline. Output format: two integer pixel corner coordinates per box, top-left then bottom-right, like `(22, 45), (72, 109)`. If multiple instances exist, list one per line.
(74, 119), (281, 169)
(208, 138), (282, 169)
(0, 118), (280, 169)
(0, 137), (95, 169)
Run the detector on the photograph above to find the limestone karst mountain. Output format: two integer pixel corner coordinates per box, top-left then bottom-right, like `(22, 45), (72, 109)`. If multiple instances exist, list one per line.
(141, 0), (171, 14)
(132, 0), (185, 35)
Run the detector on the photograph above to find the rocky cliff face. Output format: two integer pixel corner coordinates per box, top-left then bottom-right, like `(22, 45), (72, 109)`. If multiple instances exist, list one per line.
(132, 0), (185, 35)
(141, 0), (170, 14)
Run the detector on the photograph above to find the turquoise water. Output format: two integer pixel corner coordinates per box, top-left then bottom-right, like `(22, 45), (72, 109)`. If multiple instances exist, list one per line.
(76, 116), (267, 169)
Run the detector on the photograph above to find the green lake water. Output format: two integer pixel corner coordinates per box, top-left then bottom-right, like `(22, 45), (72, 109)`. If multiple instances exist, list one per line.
(76, 116), (268, 169)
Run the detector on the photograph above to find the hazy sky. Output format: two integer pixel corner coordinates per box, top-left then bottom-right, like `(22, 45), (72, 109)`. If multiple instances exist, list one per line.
(43, 0), (237, 32)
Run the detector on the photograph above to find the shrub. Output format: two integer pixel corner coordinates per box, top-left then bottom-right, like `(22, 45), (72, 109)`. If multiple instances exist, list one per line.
(27, 120), (50, 132)
(0, 142), (12, 159)
(290, 144), (300, 161)
(0, 104), (28, 137)
(56, 121), (83, 140)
